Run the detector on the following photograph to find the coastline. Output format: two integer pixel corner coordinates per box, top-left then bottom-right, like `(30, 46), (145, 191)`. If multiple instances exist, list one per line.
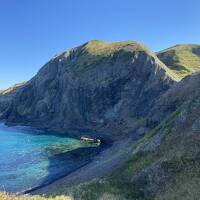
(4, 120), (111, 140)
(29, 135), (137, 196)
(0, 121), (112, 194)
(21, 143), (109, 195)
(0, 121), (140, 196)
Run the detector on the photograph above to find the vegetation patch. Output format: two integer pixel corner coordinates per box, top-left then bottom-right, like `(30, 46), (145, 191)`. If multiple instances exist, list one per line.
(157, 44), (200, 79)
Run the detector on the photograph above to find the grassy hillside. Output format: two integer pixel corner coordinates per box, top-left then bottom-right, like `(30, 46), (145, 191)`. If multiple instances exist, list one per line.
(2, 44), (200, 200)
(69, 96), (200, 200)
(63, 40), (156, 77)
(19, 90), (198, 200)
(157, 44), (200, 79)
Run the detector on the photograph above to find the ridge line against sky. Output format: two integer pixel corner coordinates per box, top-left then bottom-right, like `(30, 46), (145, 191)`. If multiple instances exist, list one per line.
(0, 0), (200, 89)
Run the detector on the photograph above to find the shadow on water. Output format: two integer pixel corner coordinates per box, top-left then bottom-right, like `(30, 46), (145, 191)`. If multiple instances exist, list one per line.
(0, 122), (112, 194)
(22, 137), (110, 194)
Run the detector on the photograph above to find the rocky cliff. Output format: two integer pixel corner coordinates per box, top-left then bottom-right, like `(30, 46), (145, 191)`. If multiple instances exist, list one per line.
(1, 41), (200, 200)
(65, 73), (200, 200)
(0, 40), (176, 137)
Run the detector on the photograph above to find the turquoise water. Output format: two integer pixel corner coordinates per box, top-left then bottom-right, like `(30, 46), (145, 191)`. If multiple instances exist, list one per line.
(0, 123), (90, 193)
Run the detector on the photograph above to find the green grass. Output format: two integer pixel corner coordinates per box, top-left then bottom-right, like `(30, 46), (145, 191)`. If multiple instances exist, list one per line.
(155, 161), (200, 200)
(82, 40), (150, 57)
(70, 101), (200, 199)
(132, 106), (182, 154)
(74, 151), (153, 200)
(67, 40), (152, 77)
(157, 44), (200, 79)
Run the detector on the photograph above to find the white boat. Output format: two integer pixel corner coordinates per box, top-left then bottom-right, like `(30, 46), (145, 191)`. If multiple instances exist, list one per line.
(80, 136), (101, 145)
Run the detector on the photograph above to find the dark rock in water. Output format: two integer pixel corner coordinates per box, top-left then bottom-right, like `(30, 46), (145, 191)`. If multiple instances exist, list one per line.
(0, 40), (176, 138)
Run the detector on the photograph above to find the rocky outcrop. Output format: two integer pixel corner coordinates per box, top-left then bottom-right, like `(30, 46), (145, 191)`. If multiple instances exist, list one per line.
(131, 72), (200, 198)
(0, 82), (25, 95)
(0, 40), (176, 137)
(148, 71), (200, 125)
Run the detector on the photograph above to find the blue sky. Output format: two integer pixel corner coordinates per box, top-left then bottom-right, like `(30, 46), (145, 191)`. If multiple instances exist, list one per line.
(0, 0), (200, 89)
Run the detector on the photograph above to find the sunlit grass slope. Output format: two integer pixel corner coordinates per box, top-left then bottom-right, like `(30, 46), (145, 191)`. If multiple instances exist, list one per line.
(157, 44), (200, 79)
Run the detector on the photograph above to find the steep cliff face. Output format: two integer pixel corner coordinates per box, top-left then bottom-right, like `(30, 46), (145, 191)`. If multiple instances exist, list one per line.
(0, 40), (175, 136)
(0, 83), (25, 119)
(2, 41), (200, 199)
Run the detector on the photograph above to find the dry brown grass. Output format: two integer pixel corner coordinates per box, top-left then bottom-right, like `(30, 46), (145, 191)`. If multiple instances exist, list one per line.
(0, 193), (73, 200)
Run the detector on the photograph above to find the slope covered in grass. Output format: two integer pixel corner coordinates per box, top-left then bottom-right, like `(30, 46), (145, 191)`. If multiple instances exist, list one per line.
(71, 106), (200, 199)
(65, 74), (200, 200)
(157, 44), (200, 79)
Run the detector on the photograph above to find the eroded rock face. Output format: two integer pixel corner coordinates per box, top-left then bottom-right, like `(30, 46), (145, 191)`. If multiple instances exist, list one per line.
(148, 72), (200, 125)
(131, 74), (200, 197)
(0, 40), (175, 137)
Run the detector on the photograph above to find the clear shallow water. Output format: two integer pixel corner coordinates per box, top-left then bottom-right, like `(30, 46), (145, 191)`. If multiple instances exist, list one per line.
(0, 123), (90, 193)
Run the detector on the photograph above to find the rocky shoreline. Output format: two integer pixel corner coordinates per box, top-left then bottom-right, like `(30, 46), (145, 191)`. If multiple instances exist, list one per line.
(0, 122), (112, 195)
(29, 134), (139, 196)
(22, 143), (109, 195)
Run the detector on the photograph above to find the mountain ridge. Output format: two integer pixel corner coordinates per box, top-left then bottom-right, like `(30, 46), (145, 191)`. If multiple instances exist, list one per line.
(1, 40), (200, 200)
(157, 44), (200, 79)
(0, 40), (175, 139)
